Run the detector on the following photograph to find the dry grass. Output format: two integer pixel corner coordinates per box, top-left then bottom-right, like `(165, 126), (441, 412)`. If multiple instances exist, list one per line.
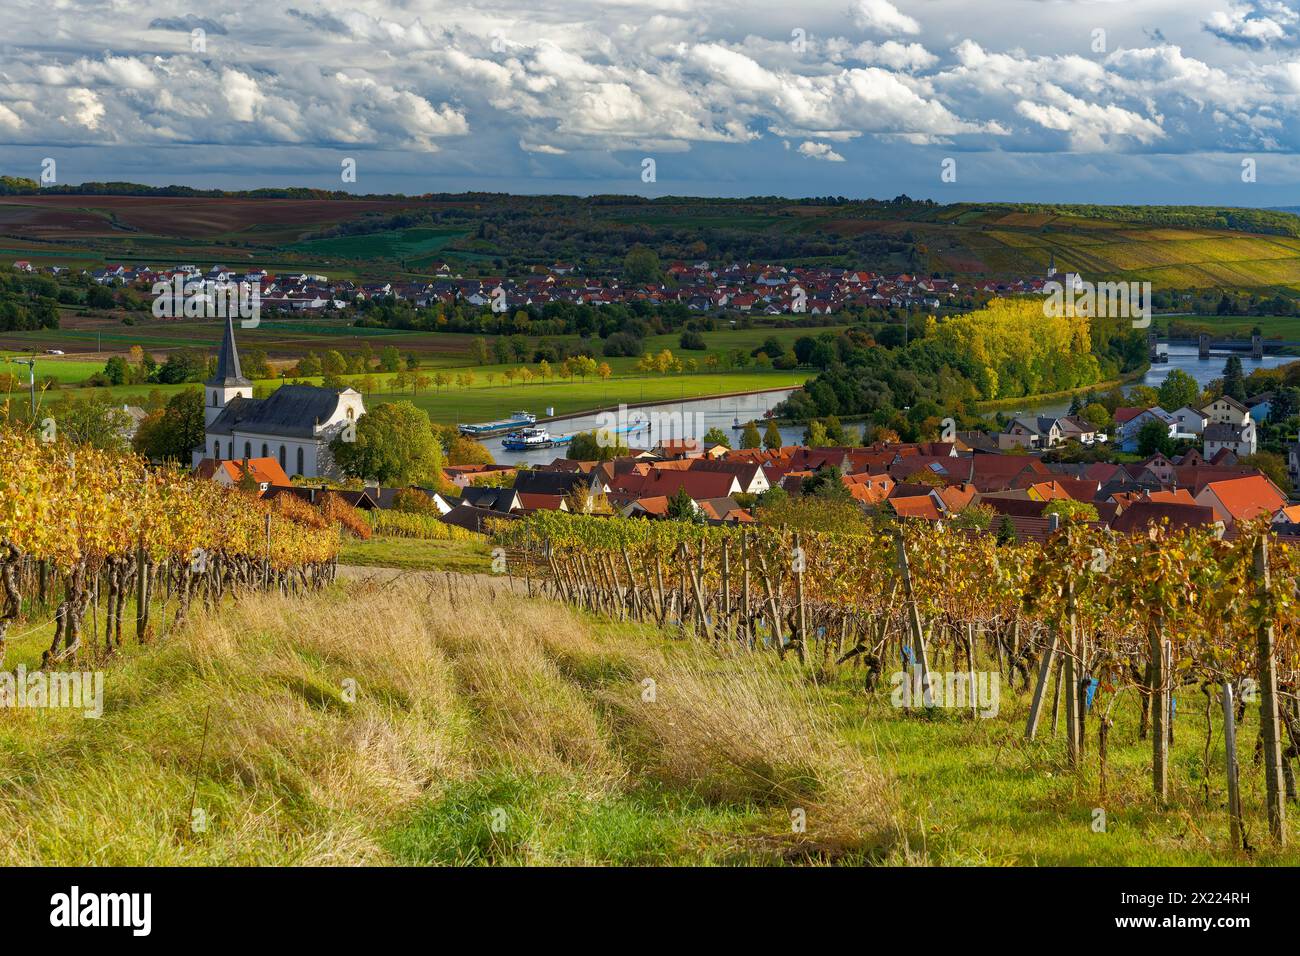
(0, 574), (897, 864)
(602, 650), (898, 856)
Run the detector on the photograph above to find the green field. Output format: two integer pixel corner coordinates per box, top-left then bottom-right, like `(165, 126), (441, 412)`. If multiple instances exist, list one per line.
(397, 369), (802, 424)
(4, 322), (820, 429)
(339, 536), (491, 574)
(287, 226), (468, 264)
(1160, 313), (1300, 341)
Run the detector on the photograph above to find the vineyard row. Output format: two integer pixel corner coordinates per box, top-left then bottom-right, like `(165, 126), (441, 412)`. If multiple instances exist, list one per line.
(499, 512), (1300, 847)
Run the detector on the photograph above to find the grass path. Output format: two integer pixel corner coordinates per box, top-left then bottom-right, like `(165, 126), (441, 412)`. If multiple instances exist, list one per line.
(0, 574), (894, 864)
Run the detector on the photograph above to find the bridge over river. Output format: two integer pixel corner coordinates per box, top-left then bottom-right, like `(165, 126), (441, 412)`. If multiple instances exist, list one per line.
(1150, 332), (1300, 362)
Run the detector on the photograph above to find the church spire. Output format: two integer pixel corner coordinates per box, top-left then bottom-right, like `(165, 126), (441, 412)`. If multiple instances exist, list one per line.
(208, 313), (251, 385)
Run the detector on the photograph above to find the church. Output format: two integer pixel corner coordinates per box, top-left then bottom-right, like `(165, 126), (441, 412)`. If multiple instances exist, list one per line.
(193, 315), (366, 479)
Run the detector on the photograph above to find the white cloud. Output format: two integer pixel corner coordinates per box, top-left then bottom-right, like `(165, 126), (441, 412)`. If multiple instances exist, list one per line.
(846, 41), (939, 71)
(1204, 2), (1300, 48)
(798, 140), (845, 160)
(1, 0), (1299, 186)
(852, 0), (922, 37)
(221, 69), (264, 123)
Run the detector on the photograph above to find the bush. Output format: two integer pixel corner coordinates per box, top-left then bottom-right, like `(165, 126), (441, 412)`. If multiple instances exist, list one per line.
(603, 331), (643, 357)
(679, 330), (707, 350)
(320, 492), (371, 539)
(393, 488), (441, 515)
(368, 510), (479, 541)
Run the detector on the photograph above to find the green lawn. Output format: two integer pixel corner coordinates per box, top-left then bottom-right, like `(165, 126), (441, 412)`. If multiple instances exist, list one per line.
(339, 536), (492, 574)
(1160, 313), (1300, 341)
(391, 369), (803, 425)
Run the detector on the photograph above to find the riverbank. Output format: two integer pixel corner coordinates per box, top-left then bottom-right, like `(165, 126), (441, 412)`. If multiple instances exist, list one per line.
(975, 367), (1149, 415)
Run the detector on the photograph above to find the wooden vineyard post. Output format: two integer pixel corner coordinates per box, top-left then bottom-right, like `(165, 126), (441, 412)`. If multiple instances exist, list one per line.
(681, 546), (691, 629)
(652, 553), (667, 625)
(1050, 654), (1063, 736)
(1064, 576), (1079, 769)
(720, 538), (731, 641)
(135, 531), (148, 642)
(622, 550), (638, 620)
(966, 622), (978, 720)
(792, 533), (807, 664)
(1024, 630), (1059, 740)
(1253, 535), (1287, 845)
(757, 551), (785, 659)
(684, 542), (713, 641)
(1222, 682), (1244, 850)
(741, 531), (752, 647)
(1148, 617), (1168, 804)
(894, 533), (932, 706)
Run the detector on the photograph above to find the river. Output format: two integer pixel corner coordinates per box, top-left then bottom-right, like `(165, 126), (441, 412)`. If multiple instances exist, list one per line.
(485, 389), (802, 465)
(1019, 344), (1296, 419)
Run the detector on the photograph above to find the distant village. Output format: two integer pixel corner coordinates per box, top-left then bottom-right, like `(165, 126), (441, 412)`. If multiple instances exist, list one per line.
(10, 257), (1067, 315)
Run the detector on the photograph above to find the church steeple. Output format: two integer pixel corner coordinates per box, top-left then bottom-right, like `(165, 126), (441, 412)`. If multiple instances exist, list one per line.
(208, 313), (251, 386)
(204, 314), (254, 429)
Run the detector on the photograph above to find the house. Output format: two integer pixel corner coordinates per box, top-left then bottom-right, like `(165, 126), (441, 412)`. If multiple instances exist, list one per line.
(1286, 436), (1300, 489)
(461, 486), (522, 513)
(651, 438), (704, 460)
(689, 459), (770, 495)
(1118, 408), (1177, 452)
(1110, 500), (1216, 535)
(194, 315), (365, 478)
(1248, 394), (1273, 423)
(1202, 396), (1252, 428)
(194, 456), (291, 494)
(1203, 421), (1256, 459)
(1171, 405), (1207, 438)
(514, 468), (608, 500)
(1194, 475), (1287, 526)
(440, 503), (516, 533)
(999, 416), (1063, 451)
(1056, 415), (1099, 445)
(888, 495), (942, 521)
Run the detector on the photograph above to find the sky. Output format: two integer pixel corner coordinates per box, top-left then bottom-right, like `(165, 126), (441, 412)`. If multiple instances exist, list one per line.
(3, 0), (1300, 203)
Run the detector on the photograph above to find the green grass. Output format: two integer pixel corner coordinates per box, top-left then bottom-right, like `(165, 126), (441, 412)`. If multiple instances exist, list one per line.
(287, 226), (468, 262)
(394, 369), (802, 424)
(339, 535), (492, 573)
(1, 566), (1296, 865)
(1160, 313), (1300, 341)
(850, 679), (1297, 865)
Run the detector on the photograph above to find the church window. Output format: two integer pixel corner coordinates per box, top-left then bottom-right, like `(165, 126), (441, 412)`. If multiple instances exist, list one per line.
(297, 447), (304, 475)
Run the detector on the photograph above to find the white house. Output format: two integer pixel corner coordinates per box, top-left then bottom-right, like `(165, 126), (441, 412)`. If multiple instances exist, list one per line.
(1171, 405), (1207, 438)
(1202, 395), (1252, 428)
(193, 315), (365, 478)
